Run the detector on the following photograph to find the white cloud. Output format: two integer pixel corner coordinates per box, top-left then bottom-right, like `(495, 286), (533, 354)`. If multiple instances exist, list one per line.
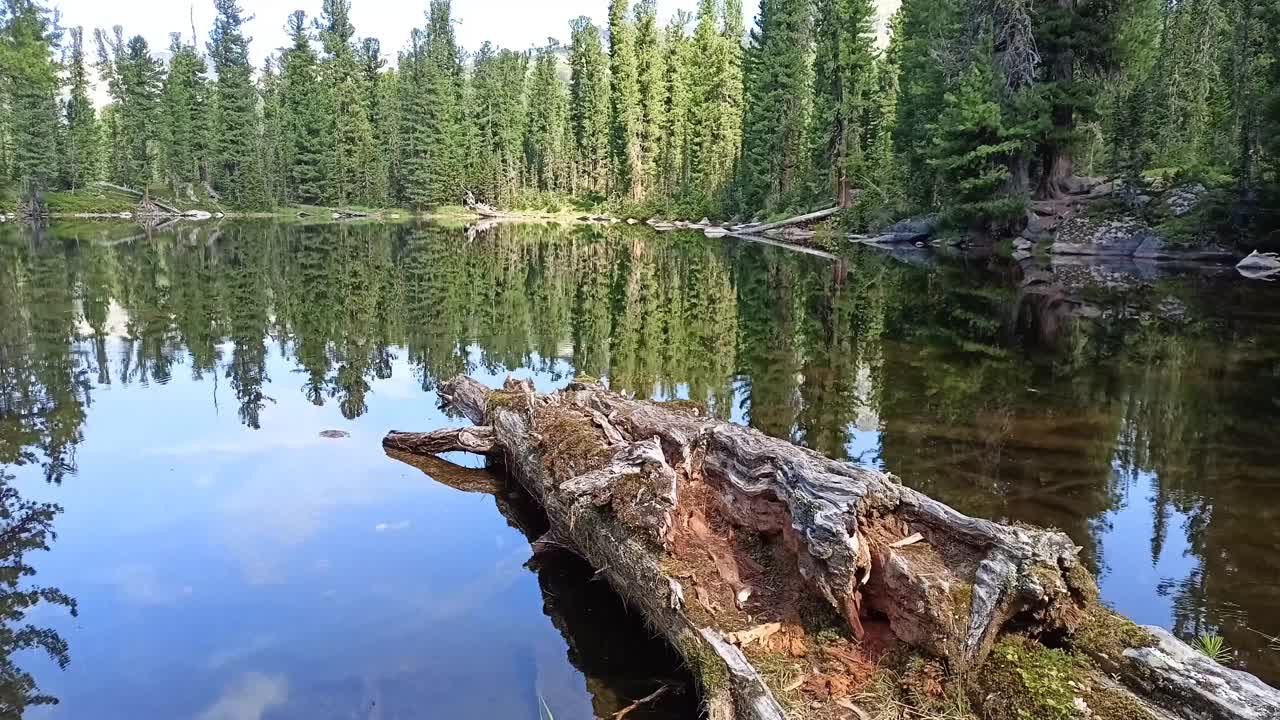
(198, 672), (288, 720)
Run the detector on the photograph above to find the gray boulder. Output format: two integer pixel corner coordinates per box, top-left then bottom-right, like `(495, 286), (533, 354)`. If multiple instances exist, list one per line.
(1052, 216), (1150, 256)
(1164, 183), (1207, 217)
(881, 214), (940, 241)
(1053, 215), (1237, 265)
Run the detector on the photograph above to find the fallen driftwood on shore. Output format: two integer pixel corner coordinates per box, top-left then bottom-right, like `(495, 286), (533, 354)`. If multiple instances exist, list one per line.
(387, 377), (1280, 720)
(730, 207), (840, 236)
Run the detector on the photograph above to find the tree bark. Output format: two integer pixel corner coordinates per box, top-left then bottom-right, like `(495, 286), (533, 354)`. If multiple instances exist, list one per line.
(1036, 0), (1076, 200)
(385, 376), (1280, 720)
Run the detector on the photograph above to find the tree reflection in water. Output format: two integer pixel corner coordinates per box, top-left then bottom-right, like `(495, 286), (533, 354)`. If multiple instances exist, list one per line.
(1, 220), (1279, 685)
(0, 470), (76, 715)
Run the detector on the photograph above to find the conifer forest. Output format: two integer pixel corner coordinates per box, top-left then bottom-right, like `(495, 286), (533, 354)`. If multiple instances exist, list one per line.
(7, 1), (1280, 718)
(0, 0), (1277, 242)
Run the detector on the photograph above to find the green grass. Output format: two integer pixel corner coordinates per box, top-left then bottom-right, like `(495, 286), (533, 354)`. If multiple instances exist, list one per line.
(44, 186), (140, 214)
(1193, 633), (1232, 664)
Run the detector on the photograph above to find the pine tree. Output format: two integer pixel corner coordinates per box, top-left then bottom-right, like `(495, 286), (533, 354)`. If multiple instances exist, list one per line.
(658, 12), (693, 198)
(634, 0), (665, 196)
(810, 0), (878, 208)
(159, 33), (210, 198)
(568, 16), (610, 195)
(1265, 1), (1280, 194)
(525, 41), (569, 193)
(401, 0), (465, 207)
(1, 0), (61, 203)
(318, 0), (377, 205)
(927, 57), (1024, 234)
(851, 17), (907, 228)
(893, 0), (960, 209)
(280, 12), (326, 205)
(688, 0), (744, 211)
(208, 0), (264, 207)
(97, 31), (162, 188)
(357, 37), (391, 205)
(608, 0), (643, 200)
(1028, 0), (1123, 198)
(259, 56), (287, 205)
(469, 44), (528, 204)
(62, 26), (97, 190)
(739, 0), (812, 213)
(372, 67), (400, 202)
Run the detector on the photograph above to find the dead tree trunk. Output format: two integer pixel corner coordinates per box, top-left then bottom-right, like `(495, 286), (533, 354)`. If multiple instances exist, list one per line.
(386, 377), (1280, 720)
(731, 207), (840, 236)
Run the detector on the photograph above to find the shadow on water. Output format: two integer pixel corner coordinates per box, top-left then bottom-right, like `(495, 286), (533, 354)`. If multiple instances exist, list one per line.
(1, 218), (1279, 705)
(387, 450), (698, 719)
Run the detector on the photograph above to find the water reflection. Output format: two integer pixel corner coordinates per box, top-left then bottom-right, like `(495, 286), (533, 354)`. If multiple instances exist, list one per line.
(389, 450), (695, 719)
(0, 219), (1278, 703)
(0, 470), (77, 715)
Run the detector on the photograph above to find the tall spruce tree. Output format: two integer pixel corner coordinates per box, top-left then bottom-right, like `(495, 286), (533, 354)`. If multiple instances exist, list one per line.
(809, 0), (879, 208)
(372, 66), (400, 202)
(0, 3), (9, 190)
(208, 0), (264, 207)
(357, 37), (391, 205)
(62, 26), (97, 190)
(159, 32), (210, 198)
(401, 0), (465, 207)
(319, 0), (377, 205)
(259, 55), (287, 205)
(1265, 0), (1280, 198)
(1029, 0), (1122, 198)
(107, 33), (163, 188)
(568, 16), (610, 195)
(739, 0), (812, 213)
(658, 12), (693, 198)
(1, 0), (61, 203)
(928, 56), (1024, 234)
(525, 41), (570, 193)
(608, 0), (643, 200)
(688, 0), (744, 211)
(892, 0), (960, 209)
(281, 11), (326, 204)
(469, 44), (528, 204)
(634, 0), (666, 196)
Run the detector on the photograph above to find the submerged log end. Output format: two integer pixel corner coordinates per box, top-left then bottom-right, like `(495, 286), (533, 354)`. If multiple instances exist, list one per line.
(382, 426), (498, 456)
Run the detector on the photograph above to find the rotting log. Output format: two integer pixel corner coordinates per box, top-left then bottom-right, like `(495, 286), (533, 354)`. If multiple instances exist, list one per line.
(385, 377), (1280, 720)
(93, 181), (184, 215)
(730, 207), (840, 236)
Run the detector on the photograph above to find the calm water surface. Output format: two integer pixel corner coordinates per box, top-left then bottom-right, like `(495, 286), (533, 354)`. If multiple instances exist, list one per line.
(1, 220), (1278, 717)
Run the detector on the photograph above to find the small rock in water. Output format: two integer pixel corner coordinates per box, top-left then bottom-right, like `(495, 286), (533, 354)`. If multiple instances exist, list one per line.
(319, 430), (351, 439)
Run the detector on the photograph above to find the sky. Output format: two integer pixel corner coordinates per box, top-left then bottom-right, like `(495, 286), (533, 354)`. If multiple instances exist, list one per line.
(51, 0), (900, 69)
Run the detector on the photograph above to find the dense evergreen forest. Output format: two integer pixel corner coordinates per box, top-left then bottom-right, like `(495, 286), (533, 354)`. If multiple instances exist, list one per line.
(1, 0), (1278, 238)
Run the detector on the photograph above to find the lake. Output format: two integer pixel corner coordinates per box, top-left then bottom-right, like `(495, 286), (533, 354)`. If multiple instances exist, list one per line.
(1, 220), (1278, 718)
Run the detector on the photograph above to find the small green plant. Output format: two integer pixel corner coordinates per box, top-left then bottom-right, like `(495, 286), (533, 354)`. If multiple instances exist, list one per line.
(1194, 633), (1232, 664)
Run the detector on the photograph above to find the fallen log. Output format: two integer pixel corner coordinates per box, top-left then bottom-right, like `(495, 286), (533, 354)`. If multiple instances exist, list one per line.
(731, 207), (840, 236)
(93, 181), (184, 215)
(386, 377), (1280, 720)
